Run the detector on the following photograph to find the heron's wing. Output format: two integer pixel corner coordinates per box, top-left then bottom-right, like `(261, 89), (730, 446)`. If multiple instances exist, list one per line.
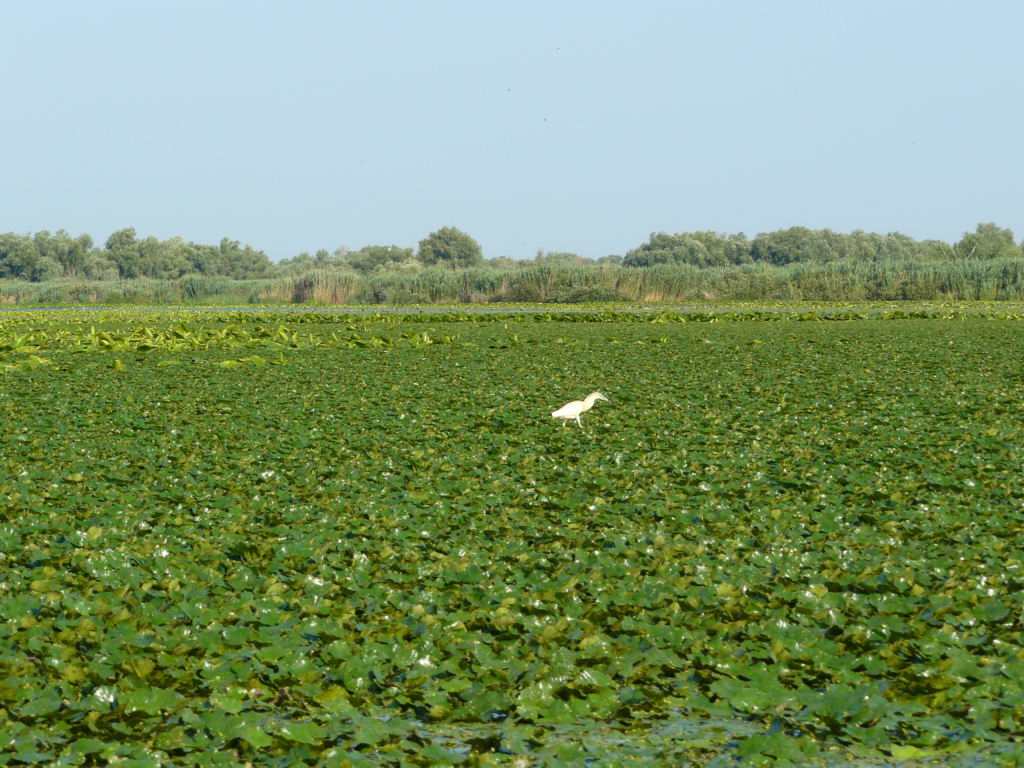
(552, 400), (583, 418)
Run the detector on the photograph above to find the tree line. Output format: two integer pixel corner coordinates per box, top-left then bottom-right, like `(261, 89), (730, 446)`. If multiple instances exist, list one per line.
(620, 224), (1022, 267)
(1, 223), (1021, 283)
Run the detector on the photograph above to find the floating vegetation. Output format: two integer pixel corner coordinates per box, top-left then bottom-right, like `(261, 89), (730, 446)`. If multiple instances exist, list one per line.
(1, 311), (1022, 765)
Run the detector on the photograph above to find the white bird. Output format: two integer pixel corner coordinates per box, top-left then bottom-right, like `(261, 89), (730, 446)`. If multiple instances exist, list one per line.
(551, 392), (609, 429)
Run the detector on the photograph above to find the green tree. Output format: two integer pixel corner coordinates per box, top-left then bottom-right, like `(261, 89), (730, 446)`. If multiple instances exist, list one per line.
(185, 242), (224, 275)
(58, 231), (94, 276)
(623, 232), (752, 268)
(105, 227), (141, 278)
(0, 233), (40, 279)
(346, 245), (415, 273)
(624, 233), (710, 267)
(33, 230), (93, 277)
(137, 236), (174, 278)
(954, 223), (1017, 260)
(698, 232), (752, 265)
(274, 252), (315, 275)
(417, 226), (483, 269)
(216, 238), (272, 279)
(750, 227), (859, 265)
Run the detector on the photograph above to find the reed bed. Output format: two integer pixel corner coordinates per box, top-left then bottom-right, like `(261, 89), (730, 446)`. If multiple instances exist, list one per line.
(0, 277), (274, 306)
(4, 258), (1024, 305)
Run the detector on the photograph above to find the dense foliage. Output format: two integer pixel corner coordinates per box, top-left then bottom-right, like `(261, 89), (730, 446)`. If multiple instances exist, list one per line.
(620, 225), (1024, 268)
(1, 309), (1023, 765)
(416, 227), (484, 270)
(2, 224), (1022, 285)
(0, 229), (274, 283)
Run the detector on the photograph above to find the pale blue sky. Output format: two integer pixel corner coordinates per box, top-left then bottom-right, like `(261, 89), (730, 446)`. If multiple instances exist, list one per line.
(2, 1), (1021, 260)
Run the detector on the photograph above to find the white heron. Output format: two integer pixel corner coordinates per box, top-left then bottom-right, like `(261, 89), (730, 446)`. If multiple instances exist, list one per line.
(551, 392), (609, 429)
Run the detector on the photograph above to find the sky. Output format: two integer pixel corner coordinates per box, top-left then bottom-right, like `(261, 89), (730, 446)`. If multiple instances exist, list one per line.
(2, 0), (1022, 261)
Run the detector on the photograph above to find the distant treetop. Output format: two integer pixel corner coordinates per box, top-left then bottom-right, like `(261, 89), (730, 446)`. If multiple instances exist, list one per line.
(416, 226), (483, 269)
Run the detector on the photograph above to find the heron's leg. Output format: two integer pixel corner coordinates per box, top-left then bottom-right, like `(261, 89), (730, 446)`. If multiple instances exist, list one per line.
(576, 416), (582, 428)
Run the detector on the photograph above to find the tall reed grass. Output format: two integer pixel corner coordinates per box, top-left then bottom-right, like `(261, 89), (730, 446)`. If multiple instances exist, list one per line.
(0, 276), (275, 306)
(4, 258), (1024, 305)
(262, 271), (362, 304)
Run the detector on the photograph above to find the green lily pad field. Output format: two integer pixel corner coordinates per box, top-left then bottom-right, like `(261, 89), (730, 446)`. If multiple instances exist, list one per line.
(1, 310), (1023, 766)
